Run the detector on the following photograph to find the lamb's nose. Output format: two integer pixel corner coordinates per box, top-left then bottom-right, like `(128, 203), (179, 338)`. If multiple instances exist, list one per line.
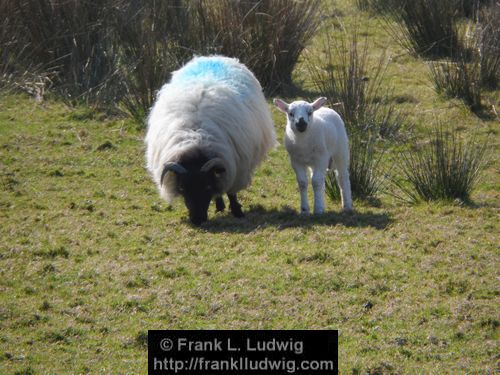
(296, 118), (307, 132)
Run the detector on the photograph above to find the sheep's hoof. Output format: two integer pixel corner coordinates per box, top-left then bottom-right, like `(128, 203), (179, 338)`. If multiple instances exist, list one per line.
(231, 209), (245, 218)
(228, 193), (244, 218)
(300, 209), (310, 215)
(342, 207), (354, 214)
(230, 203), (244, 218)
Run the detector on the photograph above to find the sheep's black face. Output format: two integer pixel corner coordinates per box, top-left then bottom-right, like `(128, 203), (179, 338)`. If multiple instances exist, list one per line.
(166, 153), (225, 226)
(177, 172), (217, 226)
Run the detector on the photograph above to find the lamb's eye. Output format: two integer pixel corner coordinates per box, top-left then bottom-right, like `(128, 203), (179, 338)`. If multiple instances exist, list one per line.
(307, 110), (313, 116)
(289, 111), (295, 117)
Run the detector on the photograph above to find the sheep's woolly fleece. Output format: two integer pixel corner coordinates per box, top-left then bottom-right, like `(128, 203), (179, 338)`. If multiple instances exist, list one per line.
(145, 55), (277, 203)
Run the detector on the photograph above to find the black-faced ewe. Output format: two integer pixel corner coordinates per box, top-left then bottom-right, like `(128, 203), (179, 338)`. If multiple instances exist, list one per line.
(146, 56), (276, 225)
(274, 97), (353, 214)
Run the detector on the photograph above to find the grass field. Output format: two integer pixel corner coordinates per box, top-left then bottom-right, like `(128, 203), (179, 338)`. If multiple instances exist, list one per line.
(1, 1), (499, 374)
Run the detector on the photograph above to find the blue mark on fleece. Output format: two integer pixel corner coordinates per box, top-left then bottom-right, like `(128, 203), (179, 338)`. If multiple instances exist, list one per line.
(171, 57), (253, 95)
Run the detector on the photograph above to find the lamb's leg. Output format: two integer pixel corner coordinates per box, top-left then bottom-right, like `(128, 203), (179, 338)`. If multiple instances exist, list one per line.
(228, 193), (244, 218)
(311, 168), (326, 214)
(335, 167), (353, 212)
(215, 196), (225, 212)
(293, 163), (309, 214)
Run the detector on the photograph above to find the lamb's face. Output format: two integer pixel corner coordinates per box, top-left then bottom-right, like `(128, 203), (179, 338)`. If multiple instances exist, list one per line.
(273, 97), (328, 134)
(287, 101), (314, 133)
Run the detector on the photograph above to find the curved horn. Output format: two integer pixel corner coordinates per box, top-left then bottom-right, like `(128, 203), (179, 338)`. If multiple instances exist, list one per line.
(160, 162), (187, 186)
(201, 158), (226, 173)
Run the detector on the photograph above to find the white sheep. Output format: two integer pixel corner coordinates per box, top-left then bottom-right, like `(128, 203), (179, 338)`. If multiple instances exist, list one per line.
(145, 55), (276, 225)
(274, 97), (353, 214)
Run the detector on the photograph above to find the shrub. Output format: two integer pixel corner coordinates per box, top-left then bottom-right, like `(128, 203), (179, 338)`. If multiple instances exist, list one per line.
(355, 0), (401, 13)
(115, 0), (322, 122)
(0, 1), (13, 85)
(476, 3), (500, 89)
(393, 124), (488, 203)
(364, 0), (492, 18)
(307, 28), (406, 139)
(382, 0), (461, 58)
(326, 131), (385, 202)
(0, 0), (33, 90)
(111, 0), (197, 123)
(428, 51), (482, 113)
(2, 0), (322, 120)
(355, 0), (372, 11)
(459, 0), (494, 19)
(214, 0), (322, 94)
(428, 4), (499, 113)
(11, 0), (119, 104)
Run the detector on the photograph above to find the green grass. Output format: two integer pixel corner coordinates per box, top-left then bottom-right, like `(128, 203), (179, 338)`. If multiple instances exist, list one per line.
(1, 2), (499, 373)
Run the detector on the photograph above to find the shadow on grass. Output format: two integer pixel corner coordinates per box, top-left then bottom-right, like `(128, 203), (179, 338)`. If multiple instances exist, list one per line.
(197, 204), (392, 233)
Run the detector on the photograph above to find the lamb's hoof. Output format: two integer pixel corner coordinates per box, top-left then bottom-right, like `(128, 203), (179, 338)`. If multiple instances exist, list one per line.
(342, 207), (354, 214)
(314, 210), (325, 215)
(300, 209), (310, 215)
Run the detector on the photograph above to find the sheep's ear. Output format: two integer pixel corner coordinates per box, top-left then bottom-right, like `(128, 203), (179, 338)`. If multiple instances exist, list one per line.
(201, 158), (226, 191)
(201, 158), (226, 178)
(273, 98), (289, 113)
(311, 97), (327, 111)
(161, 162), (187, 186)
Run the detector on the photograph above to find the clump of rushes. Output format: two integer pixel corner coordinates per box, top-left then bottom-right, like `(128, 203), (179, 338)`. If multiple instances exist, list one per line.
(381, 0), (461, 59)
(428, 49), (483, 113)
(392, 123), (488, 203)
(355, 0), (401, 13)
(476, 3), (499, 89)
(427, 2), (499, 114)
(326, 131), (385, 202)
(307, 27), (406, 139)
(1, 0), (322, 122)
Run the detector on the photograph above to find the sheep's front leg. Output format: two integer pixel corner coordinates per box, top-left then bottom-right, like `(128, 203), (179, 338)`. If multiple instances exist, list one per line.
(228, 193), (244, 218)
(311, 168), (327, 214)
(293, 163), (309, 214)
(215, 196), (225, 212)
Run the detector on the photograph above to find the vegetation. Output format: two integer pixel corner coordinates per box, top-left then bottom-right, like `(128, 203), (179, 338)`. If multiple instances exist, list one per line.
(428, 54), (483, 113)
(0, 0), (321, 121)
(378, 0), (462, 58)
(427, 3), (499, 114)
(326, 132), (385, 202)
(0, 0), (498, 373)
(476, 4), (500, 89)
(392, 124), (489, 203)
(307, 28), (406, 139)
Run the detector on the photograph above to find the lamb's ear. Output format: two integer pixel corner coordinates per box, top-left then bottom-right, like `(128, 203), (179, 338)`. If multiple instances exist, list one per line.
(273, 98), (289, 113)
(311, 97), (327, 111)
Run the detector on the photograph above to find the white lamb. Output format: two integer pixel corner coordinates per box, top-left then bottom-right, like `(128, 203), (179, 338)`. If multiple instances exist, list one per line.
(274, 97), (353, 214)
